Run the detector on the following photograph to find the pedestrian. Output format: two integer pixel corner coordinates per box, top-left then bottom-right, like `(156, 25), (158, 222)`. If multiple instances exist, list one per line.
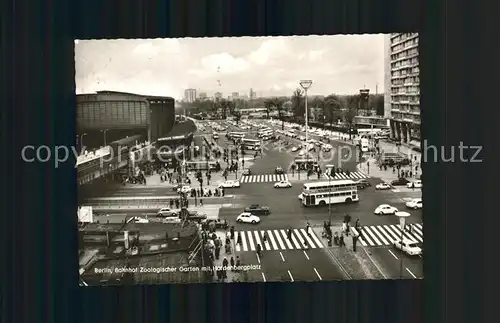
(236, 233), (242, 245)
(230, 256), (235, 271)
(355, 219), (360, 230)
(235, 256), (241, 270)
(263, 232), (268, 243)
(306, 223), (311, 237)
(230, 226), (235, 239)
(215, 247), (220, 260)
(339, 233), (345, 247)
(334, 232), (339, 245)
(199, 199), (203, 206)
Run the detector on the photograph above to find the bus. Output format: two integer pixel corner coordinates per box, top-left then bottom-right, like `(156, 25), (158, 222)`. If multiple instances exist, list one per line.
(227, 132), (245, 140)
(182, 160), (217, 171)
(301, 179), (359, 207)
(241, 138), (261, 151)
(294, 156), (318, 169)
(360, 137), (369, 152)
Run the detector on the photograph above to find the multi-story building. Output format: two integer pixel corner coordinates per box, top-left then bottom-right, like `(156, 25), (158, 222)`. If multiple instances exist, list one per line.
(385, 33), (420, 145)
(214, 92), (222, 100)
(198, 92), (207, 100)
(184, 88), (197, 103)
(231, 92), (239, 100)
(249, 88), (256, 100)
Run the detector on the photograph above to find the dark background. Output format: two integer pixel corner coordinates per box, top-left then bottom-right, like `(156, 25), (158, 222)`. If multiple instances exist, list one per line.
(1, 0), (497, 322)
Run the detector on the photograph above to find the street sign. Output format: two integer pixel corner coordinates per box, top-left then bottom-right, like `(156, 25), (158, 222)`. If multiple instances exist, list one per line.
(399, 217), (406, 231)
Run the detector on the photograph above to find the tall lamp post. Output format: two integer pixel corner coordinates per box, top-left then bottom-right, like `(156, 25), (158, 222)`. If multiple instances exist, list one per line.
(101, 129), (108, 146)
(395, 211), (411, 278)
(78, 133), (87, 155)
(299, 80), (313, 164)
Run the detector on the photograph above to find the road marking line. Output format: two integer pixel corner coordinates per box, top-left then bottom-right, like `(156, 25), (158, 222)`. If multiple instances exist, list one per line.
(287, 270), (294, 282)
(280, 230), (294, 249)
(253, 231), (263, 250)
(364, 226), (382, 246)
(274, 230), (286, 249)
(388, 249), (398, 260)
(261, 272), (266, 282)
(303, 250), (310, 260)
(309, 229), (324, 248)
(280, 251), (285, 262)
(241, 231), (248, 251)
(406, 267), (417, 278)
(313, 268), (322, 280)
(300, 229), (316, 248)
(266, 230), (278, 250)
(256, 253), (261, 264)
(247, 231), (256, 251)
(290, 230), (302, 249)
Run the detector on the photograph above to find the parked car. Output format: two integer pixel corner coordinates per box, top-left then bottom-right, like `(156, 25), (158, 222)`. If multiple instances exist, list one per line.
(183, 210), (208, 222)
(356, 179), (371, 189)
(244, 204), (271, 215)
(242, 168), (252, 176)
(275, 166), (284, 174)
(156, 207), (178, 217)
(391, 178), (410, 186)
(375, 182), (391, 190)
(374, 204), (398, 215)
(407, 180), (422, 188)
(405, 198), (423, 209)
(236, 212), (261, 224)
(201, 219), (228, 229)
(219, 180), (240, 188)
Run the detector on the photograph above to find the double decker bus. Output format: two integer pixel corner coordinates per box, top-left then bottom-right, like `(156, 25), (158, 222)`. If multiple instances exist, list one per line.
(227, 132), (246, 140)
(301, 179), (358, 207)
(241, 138), (261, 151)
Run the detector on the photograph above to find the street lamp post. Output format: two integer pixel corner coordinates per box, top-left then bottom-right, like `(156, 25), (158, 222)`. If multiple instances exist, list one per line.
(395, 211), (411, 278)
(79, 133), (87, 155)
(102, 129), (108, 146)
(300, 80), (313, 165)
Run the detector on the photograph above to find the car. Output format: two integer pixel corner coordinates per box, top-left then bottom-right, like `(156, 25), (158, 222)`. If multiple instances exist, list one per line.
(291, 146), (299, 152)
(274, 180), (292, 188)
(244, 204), (271, 215)
(407, 180), (422, 188)
(130, 216), (149, 223)
(200, 219), (229, 229)
(177, 185), (192, 194)
(405, 198), (423, 209)
(393, 238), (422, 256)
(275, 166), (284, 174)
(236, 212), (261, 224)
(375, 182), (391, 190)
(157, 207), (178, 217)
(374, 204), (398, 215)
(242, 168), (252, 176)
(183, 210), (208, 222)
(298, 193), (303, 200)
(219, 180), (240, 188)
(356, 179), (371, 189)
(391, 178), (410, 186)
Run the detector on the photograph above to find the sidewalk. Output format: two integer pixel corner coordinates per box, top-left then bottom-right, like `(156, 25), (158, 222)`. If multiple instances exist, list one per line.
(209, 229), (243, 283)
(311, 226), (386, 280)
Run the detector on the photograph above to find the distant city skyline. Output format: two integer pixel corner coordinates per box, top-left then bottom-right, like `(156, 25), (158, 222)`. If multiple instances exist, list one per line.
(75, 35), (386, 100)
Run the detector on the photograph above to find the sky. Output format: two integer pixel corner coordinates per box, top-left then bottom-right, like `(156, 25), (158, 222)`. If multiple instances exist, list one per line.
(75, 34), (386, 100)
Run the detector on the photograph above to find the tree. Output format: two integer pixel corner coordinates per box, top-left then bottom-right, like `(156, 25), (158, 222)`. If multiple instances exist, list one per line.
(310, 97), (325, 126)
(369, 94), (385, 116)
(323, 94), (343, 127)
(291, 89), (304, 121)
(343, 95), (359, 139)
(263, 99), (273, 119)
(273, 98), (286, 130)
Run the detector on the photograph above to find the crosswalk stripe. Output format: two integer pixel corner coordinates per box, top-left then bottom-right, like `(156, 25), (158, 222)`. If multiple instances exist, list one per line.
(364, 226), (383, 246)
(280, 230), (294, 249)
(246, 231), (256, 251)
(240, 231), (248, 251)
(323, 172), (369, 180)
(260, 231), (272, 250)
(266, 230), (279, 250)
(300, 228), (317, 248)
(309, 229), (324, 247)
(375, 226), (396, 243)
(253, 231), (263, 250)
(412, 225), (423, 239)
(284, 174), (289, 181)
(290, 230), (302, 248)
(239, 173), (293, 183)
(274, 230), (286, 249)
(361, 228), (375, 246)
(383, 225), (400, 241)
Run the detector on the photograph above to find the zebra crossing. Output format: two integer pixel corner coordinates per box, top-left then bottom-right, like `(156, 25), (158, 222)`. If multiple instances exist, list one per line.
(239, 174), (289, 183)
(351, 223), (423, 247)
(233, 228), (324, 252)
(323, 171), (369, 180)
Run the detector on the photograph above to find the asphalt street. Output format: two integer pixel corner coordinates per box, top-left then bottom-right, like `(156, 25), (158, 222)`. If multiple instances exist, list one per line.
(199, 120), (424, 281)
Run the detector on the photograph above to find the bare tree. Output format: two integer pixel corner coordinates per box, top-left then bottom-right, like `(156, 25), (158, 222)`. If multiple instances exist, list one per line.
(291, 89), (304, 121)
